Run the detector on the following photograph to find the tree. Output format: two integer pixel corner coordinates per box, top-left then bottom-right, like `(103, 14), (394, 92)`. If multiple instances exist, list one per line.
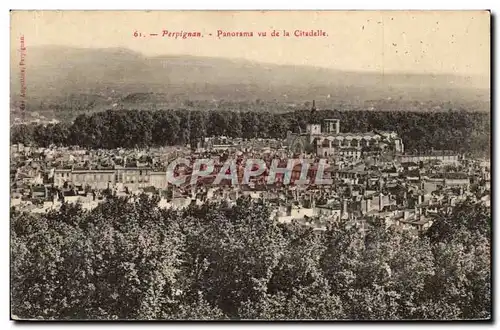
(421, 201), (491, 320)
(239, 221), (345, 320)
(11, 197), (491, 320)
(15, 109), (490, 156)
(177, 197), (286, 317)
(11, 124), (34, 145)
(11, 195), (184, 320)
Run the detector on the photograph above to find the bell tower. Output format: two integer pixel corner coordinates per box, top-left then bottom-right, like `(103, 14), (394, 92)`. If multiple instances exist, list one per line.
(323, 119), (340, 134)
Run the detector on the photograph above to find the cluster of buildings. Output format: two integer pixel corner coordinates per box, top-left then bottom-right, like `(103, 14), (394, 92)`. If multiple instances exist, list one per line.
(10, 117), (490, 233)
(286, 118), (404, 160)
(11, 111), (60, 126)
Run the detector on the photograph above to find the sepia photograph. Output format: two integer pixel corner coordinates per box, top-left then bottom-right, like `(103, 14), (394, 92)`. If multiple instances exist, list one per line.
(9, 10), (491, 321)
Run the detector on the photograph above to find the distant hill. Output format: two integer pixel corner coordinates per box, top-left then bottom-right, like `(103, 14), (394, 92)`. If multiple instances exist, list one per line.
(10, 45), (490, 118)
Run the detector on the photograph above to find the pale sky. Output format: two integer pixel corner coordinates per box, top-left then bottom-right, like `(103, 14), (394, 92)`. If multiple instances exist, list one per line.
(10, 10), (490, 77)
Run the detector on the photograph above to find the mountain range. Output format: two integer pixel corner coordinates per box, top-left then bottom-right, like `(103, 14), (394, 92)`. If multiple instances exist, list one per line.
(10, 45), (490, 116)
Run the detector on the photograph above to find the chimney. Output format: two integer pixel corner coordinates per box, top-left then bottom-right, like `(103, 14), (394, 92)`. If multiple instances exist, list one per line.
(311, 100), (317, 112)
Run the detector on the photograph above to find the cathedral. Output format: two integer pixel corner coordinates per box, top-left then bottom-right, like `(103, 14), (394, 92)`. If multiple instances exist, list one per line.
(285, 113), (404, 159)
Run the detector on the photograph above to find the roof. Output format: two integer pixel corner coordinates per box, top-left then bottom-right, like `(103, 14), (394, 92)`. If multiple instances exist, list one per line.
(400, 217), (431, 225)
(316, 203), (341, 210)
(429, 172), (469, 180)
(310, 132), (382, 139)
(403, 150), (458, 157)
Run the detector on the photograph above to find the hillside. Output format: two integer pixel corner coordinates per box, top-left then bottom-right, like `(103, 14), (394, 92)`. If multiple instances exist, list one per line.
(10, 45), (490, 119)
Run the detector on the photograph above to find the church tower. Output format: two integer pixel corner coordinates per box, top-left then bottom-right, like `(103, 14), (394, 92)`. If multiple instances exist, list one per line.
(311, 100), (317, 112)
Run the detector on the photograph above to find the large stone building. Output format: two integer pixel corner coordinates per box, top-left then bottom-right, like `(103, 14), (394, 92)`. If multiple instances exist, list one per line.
(399, 150), (461, 164)
(286, 118), (404, 158)
(53, 167), (167, 191)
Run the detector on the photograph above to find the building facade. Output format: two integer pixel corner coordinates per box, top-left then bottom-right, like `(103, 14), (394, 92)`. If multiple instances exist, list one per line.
(286, 118), (405, 157)
(53, 167), (156, 190)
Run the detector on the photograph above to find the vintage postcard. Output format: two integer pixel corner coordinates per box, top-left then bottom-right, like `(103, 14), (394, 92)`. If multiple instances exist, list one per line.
(10, 10), (491, 321)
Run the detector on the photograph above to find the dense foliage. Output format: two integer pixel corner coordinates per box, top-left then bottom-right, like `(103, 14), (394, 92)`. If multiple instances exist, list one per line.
(11, 109), (490, 155)
(11, 196), (491, 320)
